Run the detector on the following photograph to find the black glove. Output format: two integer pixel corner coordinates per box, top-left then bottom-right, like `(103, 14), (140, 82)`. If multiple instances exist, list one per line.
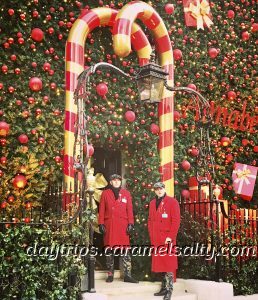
(126, 223), (134, 235)
(99, 224), (106, 235)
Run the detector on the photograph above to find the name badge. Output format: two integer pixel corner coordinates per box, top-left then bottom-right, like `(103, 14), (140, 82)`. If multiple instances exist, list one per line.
(162, 213), (168, 218)
(122, 198), (127, 203)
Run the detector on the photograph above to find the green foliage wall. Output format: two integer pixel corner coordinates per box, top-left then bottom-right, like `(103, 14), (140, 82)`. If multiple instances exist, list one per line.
(0, 0), (257, 296)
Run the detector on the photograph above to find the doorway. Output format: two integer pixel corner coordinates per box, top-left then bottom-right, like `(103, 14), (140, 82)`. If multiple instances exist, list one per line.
(92, 147), (122, 270)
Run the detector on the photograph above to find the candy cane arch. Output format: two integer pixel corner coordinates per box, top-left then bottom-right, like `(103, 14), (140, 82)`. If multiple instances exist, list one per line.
(65, 7), (152, 190)
(113, 1), (175, 196)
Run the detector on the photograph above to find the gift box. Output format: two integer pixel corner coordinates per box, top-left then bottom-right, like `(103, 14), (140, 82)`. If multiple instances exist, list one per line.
(183, 0), (213, 30)
(188, 176), (210, 201)
(232, 163), (258, 201)
(188, 176), (210, 216)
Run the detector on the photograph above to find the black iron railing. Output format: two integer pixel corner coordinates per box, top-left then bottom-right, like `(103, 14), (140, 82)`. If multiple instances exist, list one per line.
(178, 194), (258, 282)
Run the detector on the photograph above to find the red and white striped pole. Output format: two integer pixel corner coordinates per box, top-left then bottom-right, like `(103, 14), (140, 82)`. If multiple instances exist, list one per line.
(113, 1), (175, 196)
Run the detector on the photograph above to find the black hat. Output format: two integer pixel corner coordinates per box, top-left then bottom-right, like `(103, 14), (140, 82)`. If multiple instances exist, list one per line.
(109, 174), (122, 181)
(153, 182), (165, 189)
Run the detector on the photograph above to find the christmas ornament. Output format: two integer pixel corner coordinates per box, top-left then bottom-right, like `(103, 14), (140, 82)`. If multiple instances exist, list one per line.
(174, 111), (181, 122)
(227, 10), (235, 19)
(187, 83), (197, 90)
(29, 77), (43, 91)
(83, 144), (94, 156)
(173, 49), (183, 60)
(0, 157), (7, 164)
(13, 174), (27, 189)
(31, 28), (44, 42)
(208, 47), (218, 58)
(221, 137), (230, 146)
(55, 156), (62, 163)
(38, 137), (45, 144)
(241, 31), (250, 41)
(0, 121), (10, 136)
(18, 134), (29, 144)
(8, 195), (15, 203)
(181, 160), (191, 171)
(150, 123), (160, 135)
(251, 23), (258, 33)
(227, 90), (236, 100)
(183, 0), (213, 30)
(188, 147), (199, 157)
(96, 83), (108, 96)
(232, 163), (258, 201)
(165, 3), (174, 14)
(125, 111), (136, 123)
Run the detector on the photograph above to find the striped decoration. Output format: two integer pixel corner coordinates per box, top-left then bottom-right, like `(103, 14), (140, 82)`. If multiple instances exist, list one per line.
(64, 7), (152, 190)
(113, 1), (175, 196)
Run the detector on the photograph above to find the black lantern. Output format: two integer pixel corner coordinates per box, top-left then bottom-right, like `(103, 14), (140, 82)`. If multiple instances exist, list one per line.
(135, 61), (168, 103)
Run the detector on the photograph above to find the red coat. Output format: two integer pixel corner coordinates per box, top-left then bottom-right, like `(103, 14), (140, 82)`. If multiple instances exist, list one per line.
(148, 195), (180, 273)
(98, 188), (134, 247)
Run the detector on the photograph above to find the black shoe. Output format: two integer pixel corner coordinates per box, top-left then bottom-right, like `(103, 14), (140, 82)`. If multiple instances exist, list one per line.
(154, 287), (166, 296)
(124, 275), (139, 283)
(106, 275), (113, 283)
(163, 290), (172, 300)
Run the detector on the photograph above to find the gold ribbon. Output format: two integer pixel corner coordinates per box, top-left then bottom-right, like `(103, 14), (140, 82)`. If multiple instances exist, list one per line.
(184, 0), (213, 30)
(236, 169), (251, 179)
(93, 173), (108, 202)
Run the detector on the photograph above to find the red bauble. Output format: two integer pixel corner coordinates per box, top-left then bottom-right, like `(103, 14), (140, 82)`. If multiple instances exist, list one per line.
(164, 3), (174, 14)
(208, 48), (218, 59)
(227, 90), (236, 100)
(174, 111), (181, 122)
(253, 146), (258, 153)
(181, 160), (191, 171)
(226, 154), (233, 162)
(150, 123), (160, 135)
(8, 9), (15, 16)
(13, 174), (27, 189)
(38, 137), (45, 144)
(124, 111), (136, 123)
(0, 157), (7, 164)
(31, 28), (44, 42)
(83, 144), (94, 156)
(187, 83), (197, 90)
(88, 144), (94, 156)
(96, 83), (108, 96)
(1, 201), (7, 208)
(8, 195), (15, 203)
(181, 189), (190, 199)
(43, 62), (51, 71)
(189, 147), (199, 157)
(173, 49), (182, 61)
(0, 121), (10, 136)
(221, 137), (230, 146)
(241, 139), (249, 146)
(18, 134), (29, 144)
(241, 31), (250, 41)
(227, 10), (235, 19)
(29, 77), (42, 91)
(251, 23), (258, 33)
(54, 156), (61, 163)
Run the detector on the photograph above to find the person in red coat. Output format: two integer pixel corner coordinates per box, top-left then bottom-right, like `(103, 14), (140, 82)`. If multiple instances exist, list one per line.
(98, 174), (138, 283)
(148, 182), (180, 300)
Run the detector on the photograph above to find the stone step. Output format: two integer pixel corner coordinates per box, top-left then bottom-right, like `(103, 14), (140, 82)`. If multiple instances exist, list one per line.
(82, 279), (196, 300)
(94, 271), (186, 293)
(107, 293), (197, 300)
